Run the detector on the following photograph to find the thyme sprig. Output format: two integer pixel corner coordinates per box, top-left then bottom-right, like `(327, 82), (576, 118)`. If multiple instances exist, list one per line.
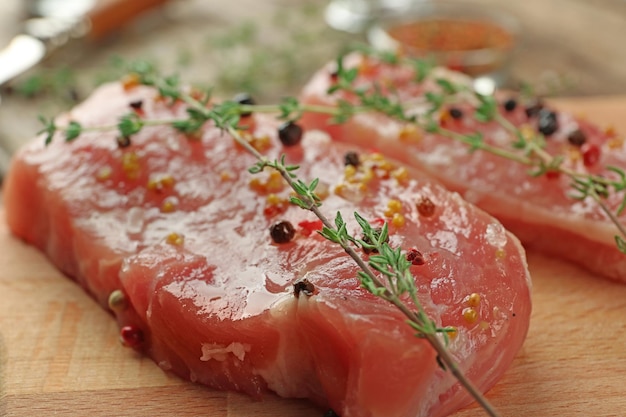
(325, 51), (626, 254)
(223, 123), (501, 417)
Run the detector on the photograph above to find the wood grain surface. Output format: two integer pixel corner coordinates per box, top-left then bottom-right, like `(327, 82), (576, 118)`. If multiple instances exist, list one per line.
(2, 96), (626, 416)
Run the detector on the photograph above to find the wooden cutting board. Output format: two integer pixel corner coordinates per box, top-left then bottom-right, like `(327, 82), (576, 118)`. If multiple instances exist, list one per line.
(2, 96), (626, 417)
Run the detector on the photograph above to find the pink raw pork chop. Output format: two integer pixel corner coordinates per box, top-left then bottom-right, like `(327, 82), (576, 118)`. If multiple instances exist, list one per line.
(300, 53), (626, 282)
(3, 82), (531, 417)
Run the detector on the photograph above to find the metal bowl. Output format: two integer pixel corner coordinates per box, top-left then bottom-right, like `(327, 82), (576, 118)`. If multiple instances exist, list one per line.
(368, 1), (520, 92)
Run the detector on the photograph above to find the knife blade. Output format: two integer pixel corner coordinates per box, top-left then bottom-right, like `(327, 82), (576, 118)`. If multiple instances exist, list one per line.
(0, 0), (171, 181)
(0, 0), (171, 87)
(0, 34), (46, 87)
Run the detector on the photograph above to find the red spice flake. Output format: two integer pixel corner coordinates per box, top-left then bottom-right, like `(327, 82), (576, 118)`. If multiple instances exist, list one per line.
(190, 88), (207, 102)
(406, 248), (425, 265)
(120, 325), (143, 348)
(263, 204), (286, 218)
(298, 220), (323, 236)
(357, 58), (378, 77)
(582, 143), (601, 167)
(417, 197), (436, 217)
(264, 194), (289, 217)
(545, 170), (561, 180)
(371, 217), (386, 227)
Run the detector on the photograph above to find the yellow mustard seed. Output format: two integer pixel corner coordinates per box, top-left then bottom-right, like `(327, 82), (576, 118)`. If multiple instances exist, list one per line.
(391, 213), (405, 228)
(161, 198), (177, 213)
(315, 182), (330, 200)
(96, 166), (112, 181)
(148, 174), (175, 192)
(479, 321), (491, 330)
(147, 179), (158, 191)
(249, 177), (263, 191)
(361, 168), (374, 183)
(446, 326), (458, 340)
(344, 164), (357, 179)
(462, 307), (478, 324)
(266, 193), (282, 205)
(160, 175), (175, 187)
(220, 170), (233, 181)
(567, 147), (582, 163)
(107, 289), (127, 312)
(387, 199), (403, 212)
(467, 293), (481, 307)
(605, 125), (616, 137)
(121, 73), (141, 91)
(439, 109), (451, 124)
(399, 125), (422, 144)
(266, 171), (285, 192)
(251, 135), (272, 152)
(495, 248), (506, 259)
(121, 152), (140, 179)
(370, 152), (385, 161)
(519, 124), (535, 142)
(166, 232), (184, 246)
(607, 137), (624, 150)
(391, 167), (409, 183)
(334, 183), (347, 197)
(378, 160), (394, 174)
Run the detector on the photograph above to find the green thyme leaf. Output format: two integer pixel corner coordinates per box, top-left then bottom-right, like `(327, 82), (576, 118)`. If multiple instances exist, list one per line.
(38, 115), (57, 146)
(616, 235), (626, 255)
(65, 121), (82, 142)
(117, 113), (145, 137)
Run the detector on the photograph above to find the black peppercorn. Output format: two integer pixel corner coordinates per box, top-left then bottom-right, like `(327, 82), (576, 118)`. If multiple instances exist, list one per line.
(278, 121), (303, 147)
(270, 220), (296, 244)
(503, 98), (517, 112)
(344, 151), (360, 167)
(417, 197), (436, 217)
(448, 107), (463, 120)
(293, 278), (315, 298)
(537, 109), (558, 136)
(117, 136), (132, 148)
(129, 100), (143, 110)
(567, 129), (587, 147)
(233, 93), (256, 117)
(324, 410), (340, 417)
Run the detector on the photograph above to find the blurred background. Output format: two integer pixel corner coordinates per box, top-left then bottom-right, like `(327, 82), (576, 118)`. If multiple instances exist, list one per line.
(0, 0), (625, 157)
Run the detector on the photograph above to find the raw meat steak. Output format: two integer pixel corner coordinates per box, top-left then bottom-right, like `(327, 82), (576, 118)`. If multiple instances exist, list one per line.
(300, 53), (626, 282)
(3, 82), (531, 417)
